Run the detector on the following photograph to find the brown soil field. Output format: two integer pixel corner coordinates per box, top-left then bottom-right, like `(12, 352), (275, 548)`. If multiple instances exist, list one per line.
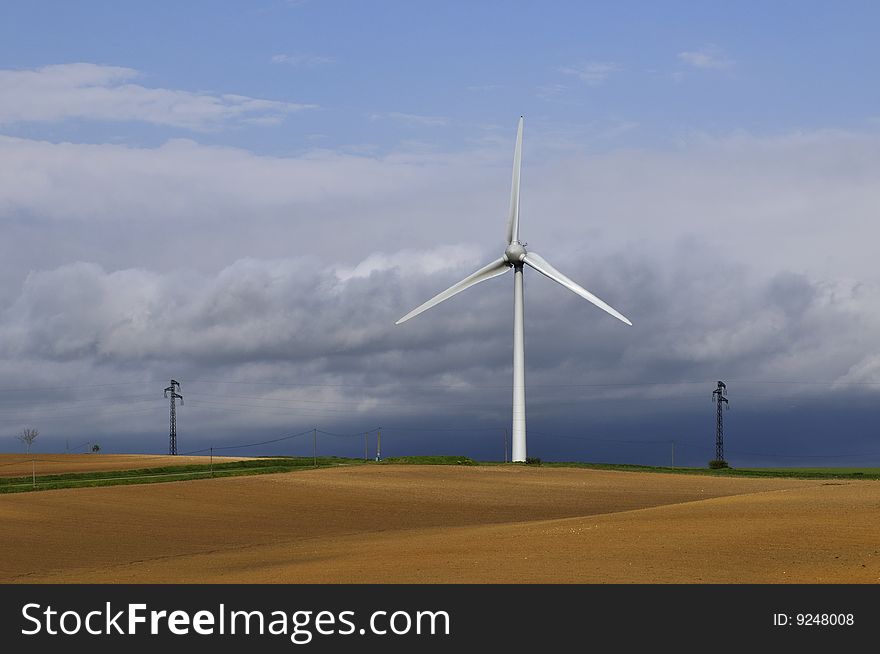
(1, 464), (878, 583)
(0, 453), (250, 477)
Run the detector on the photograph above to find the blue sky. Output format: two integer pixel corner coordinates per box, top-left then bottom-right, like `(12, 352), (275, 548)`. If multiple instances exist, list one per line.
(2, 1), (880, 466)
(4, 1), (879, 154)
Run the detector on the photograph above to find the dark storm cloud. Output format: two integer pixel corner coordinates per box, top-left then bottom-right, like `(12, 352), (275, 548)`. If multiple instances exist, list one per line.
(3, 248), (878, 407)
(3, 128), (880, 463)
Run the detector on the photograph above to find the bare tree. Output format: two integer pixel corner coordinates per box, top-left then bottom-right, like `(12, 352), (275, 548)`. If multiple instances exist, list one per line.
(17, 427), (39, 454)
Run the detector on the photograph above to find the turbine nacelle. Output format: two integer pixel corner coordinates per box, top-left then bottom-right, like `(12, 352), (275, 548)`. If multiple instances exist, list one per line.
(503, 242), (527, 266)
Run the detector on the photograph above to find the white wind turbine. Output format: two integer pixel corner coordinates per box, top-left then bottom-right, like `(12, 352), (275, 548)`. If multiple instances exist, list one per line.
(396, 117), (631, 462)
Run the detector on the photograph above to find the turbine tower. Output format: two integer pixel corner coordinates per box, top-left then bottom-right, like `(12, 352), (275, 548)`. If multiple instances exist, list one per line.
(396, 117), (631, 462)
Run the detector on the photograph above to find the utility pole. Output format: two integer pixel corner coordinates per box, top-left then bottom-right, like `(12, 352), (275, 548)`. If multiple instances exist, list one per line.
(503, 428), (508, 463)
(712, 381), (729, 464)
(313, 427), (317, 467)
(364, 432), (368, 461)
(164, 379), (183, 455)
(671, 440), (675, 469)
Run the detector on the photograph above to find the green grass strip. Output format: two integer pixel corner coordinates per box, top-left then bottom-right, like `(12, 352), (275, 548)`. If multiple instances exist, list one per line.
(0, 456), (368, 494)
(3, 455), (878, 494)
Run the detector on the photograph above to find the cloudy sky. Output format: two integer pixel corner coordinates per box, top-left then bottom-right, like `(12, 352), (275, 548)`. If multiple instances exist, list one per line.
(1, 1), (880, 466)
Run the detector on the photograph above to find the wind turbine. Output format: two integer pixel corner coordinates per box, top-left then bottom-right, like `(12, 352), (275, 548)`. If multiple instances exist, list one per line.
(395, 117), (631, 462)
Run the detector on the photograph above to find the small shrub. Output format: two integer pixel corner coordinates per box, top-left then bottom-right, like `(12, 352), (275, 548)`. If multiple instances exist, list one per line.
(708, 459), (729, 469)
(525, 457), (541, 465)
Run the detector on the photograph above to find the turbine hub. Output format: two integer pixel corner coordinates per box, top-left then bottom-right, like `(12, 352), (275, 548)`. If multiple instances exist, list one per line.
(504, 242), (527, 265)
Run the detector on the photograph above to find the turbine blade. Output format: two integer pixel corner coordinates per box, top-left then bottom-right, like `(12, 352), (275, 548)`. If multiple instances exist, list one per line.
(505, 116), (524, 245)
(522, 251), (633, 326)
(395, 257), (511, 325)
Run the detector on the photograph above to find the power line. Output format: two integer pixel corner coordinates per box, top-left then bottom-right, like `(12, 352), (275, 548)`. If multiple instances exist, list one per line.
(210, 428), (315, 452)
(381, 426), (504, 432)
(317, 428), (381, 438)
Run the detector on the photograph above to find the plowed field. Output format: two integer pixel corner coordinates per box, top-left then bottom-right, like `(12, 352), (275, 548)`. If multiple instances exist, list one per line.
(0, 454), (249, 477)
(1, 465), (877, 583)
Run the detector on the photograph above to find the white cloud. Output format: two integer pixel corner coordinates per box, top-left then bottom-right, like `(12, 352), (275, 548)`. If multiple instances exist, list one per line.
(370, 112), (448, 127)
(0, 134), (436, 220)
(559, 62), (621, 85)
(333, 245), (482, 282)
(677, 46), (734, 70)
(0, 63), (316, 130)
(3, 127), (880, 284)
(0, 134), (499, 298)
(1, 128), (880, 432)
(271, 53), (335, 67)
(2, 127), (880, 456)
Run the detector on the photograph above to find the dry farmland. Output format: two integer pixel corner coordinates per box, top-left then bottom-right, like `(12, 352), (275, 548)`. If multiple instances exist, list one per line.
(1, 463), (878, 583)
(0, 453), (250, 478)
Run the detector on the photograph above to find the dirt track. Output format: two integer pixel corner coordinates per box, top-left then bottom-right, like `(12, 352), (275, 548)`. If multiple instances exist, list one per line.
(1, 465), (878, 583)
(0, 453), (249, 477)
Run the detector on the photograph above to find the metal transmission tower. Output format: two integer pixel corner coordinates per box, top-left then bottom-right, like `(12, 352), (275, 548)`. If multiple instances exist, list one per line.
(712, 381), (729, 462)
(164, 379), (184, 455)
